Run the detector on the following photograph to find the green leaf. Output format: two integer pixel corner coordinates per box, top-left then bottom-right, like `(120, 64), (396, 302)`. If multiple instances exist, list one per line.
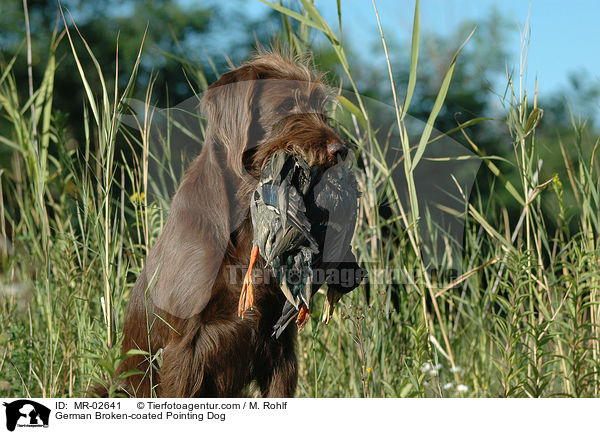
(117, 369), (145, 380)
(123, 348), (150, 358)
(523, 107), (543, 138)
(336, 95), (367, 128)
(411, 61), (456, 169)
(259, 1), (327, 34)
(298, 0), (338, 43)
(468, 204), (514, 252)
(0, 47), (20, 88)
(60, 7), (100, 126)
(401, 0), (419, 120)
(412, 26), (476, 170)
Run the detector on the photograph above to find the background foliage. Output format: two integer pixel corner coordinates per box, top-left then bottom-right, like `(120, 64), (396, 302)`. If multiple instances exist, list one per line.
(0, 0), (599, 397)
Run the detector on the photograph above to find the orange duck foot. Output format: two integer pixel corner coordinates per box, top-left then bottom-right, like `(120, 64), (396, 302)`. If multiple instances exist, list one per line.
(296, 304), (310, 329)
(238, 246), (259, 318)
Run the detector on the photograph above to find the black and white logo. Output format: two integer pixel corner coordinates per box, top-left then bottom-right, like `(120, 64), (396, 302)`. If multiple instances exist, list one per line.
(2, 400), (50, 431)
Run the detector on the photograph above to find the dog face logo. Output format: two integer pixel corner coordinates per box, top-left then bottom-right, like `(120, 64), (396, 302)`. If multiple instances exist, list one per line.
(2, 400), (50, 431)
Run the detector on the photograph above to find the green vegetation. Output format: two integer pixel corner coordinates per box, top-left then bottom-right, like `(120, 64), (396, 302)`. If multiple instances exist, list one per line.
(1, 1), (599, 397)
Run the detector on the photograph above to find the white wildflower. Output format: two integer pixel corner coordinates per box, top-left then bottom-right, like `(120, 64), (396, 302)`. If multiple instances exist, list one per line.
(420, 363), (432, 373)
(443, 382), (453, 390)
(456, 384), (469, 393)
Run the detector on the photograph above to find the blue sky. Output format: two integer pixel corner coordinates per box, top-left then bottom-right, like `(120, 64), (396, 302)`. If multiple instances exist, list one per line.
(328, 0), (599, 97)
(243, 0), (600, 102)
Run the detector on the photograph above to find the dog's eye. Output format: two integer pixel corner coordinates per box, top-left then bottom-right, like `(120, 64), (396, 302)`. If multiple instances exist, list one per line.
(279, 98), (295, 112)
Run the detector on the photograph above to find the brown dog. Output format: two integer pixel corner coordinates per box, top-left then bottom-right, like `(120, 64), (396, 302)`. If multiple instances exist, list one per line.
(116, 50), (347, 397)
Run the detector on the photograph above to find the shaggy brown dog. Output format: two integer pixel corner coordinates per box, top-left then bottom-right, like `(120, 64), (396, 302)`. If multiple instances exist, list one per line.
(115, 51), (348, 397)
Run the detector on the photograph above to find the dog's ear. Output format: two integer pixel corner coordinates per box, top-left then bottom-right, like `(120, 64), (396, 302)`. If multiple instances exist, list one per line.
(143, 66), (264, 320)
(144, 154), (232, 320)
(201, 65), (261, 178)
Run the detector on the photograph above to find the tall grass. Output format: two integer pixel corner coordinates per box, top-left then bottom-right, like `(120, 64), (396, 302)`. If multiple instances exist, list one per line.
(1, 1), (599, 397)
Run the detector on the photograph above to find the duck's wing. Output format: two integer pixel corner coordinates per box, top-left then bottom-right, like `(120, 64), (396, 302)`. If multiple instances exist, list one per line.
(260, 155), (319, 263)
(252, 152), (320, 309)
(313, 164), (360, 264)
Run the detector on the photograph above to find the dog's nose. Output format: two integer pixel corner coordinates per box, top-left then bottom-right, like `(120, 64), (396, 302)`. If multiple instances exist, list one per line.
(326, 142), (348, 159)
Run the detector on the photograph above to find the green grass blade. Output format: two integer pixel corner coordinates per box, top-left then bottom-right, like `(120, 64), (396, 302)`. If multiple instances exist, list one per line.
(401, 0), (419, 120)
(412, 27), (476, 169)
(259, 1), (327, 34)
(59, 7), (100, 126)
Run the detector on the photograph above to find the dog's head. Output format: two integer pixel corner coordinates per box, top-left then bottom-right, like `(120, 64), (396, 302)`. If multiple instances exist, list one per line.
(147, 51), (353, 320)
(201, 50), (347, 179)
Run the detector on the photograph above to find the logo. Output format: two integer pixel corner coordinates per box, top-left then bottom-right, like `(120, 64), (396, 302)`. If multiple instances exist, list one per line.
(2, 400), (50, 431)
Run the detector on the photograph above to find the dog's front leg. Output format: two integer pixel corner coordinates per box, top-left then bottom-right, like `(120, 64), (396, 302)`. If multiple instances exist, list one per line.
(264, 355), (297, 398)
(159, 339), (205, 397)
(257, 331), (298, 398)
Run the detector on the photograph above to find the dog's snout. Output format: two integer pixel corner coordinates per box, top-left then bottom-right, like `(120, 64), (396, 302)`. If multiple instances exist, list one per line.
(326, 142), (348, 159)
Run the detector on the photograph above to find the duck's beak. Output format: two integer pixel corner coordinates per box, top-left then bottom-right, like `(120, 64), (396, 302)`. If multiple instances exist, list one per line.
(322, 288), (343, 324)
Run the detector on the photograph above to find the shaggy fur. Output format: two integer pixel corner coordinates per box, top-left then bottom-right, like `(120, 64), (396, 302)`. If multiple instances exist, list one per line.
(113, 50), (346, 397)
